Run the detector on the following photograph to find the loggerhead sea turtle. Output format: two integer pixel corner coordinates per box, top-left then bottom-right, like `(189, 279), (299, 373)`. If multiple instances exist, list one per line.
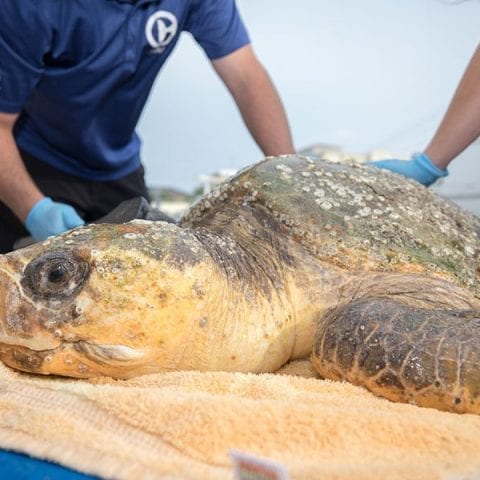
(0, 155), (479, 414)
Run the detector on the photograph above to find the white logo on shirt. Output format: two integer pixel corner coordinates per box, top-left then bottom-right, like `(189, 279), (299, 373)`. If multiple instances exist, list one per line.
(145, 11), (178, 53)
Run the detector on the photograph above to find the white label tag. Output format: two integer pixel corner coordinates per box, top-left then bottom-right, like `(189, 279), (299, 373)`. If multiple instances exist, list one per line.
(230, 449), (290, 480)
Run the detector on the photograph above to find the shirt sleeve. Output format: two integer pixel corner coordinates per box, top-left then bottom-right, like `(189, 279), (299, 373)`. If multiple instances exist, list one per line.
(185, 0), (250, 60)
(0, 1), (53, 113)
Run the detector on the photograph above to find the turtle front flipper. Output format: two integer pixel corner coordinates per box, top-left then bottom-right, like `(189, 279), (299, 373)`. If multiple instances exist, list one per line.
(312, 299), (480, 414)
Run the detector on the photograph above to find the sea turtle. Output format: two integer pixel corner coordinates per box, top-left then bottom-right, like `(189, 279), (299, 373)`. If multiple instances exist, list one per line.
(0, 155), (479, 414)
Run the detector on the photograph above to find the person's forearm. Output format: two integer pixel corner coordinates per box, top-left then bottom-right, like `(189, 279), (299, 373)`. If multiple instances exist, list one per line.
(425, 45), (480, 170)
(0, 115), (44, 221)
(231, 65), (294, 156)
(213, 46), (294, 156)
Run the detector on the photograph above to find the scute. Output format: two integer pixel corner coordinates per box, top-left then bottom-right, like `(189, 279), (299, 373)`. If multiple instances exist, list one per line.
(183, 155), (480, 294)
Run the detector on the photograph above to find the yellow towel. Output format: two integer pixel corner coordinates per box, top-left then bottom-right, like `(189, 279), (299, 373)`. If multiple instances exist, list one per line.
(0, 359), (479, 480)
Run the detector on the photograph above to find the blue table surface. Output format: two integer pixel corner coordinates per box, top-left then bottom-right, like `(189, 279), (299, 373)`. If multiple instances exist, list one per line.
(0, 449), (98, 480)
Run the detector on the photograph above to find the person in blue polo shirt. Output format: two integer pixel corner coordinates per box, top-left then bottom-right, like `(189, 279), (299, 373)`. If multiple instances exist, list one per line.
(0, 0), (295, 253)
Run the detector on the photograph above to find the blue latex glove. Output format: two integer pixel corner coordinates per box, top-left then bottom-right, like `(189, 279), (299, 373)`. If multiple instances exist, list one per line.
(25, 197), (85, 241)
(369, 152), (448, 186)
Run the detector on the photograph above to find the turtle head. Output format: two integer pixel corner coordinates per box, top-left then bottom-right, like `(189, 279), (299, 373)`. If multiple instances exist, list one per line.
(0, 221), (214, 378)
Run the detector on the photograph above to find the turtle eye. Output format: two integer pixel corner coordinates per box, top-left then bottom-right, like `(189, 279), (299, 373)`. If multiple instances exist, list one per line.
(21, 251), (90, 301)
(41, 261), (73, 288)
(48, 265), (67, 283)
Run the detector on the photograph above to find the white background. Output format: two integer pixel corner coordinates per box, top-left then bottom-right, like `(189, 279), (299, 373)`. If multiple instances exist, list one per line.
(137, 0), (480, 211)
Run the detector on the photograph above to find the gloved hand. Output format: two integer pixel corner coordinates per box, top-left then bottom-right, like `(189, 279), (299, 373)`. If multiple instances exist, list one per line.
(368, 152), (448, 186)
(25, 197), (85, 241)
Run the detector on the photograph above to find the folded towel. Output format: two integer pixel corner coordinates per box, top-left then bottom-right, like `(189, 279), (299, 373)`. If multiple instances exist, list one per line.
(0, 359), (479, 480)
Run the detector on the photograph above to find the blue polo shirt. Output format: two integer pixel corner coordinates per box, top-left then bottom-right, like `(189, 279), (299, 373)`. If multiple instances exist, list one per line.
(0, 0), (250, 180)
